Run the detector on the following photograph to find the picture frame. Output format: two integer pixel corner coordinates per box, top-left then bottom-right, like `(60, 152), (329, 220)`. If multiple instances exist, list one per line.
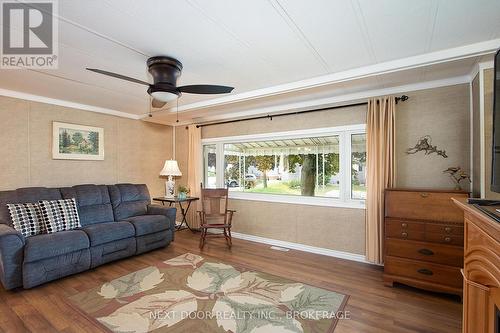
(52, 122), (104, 160)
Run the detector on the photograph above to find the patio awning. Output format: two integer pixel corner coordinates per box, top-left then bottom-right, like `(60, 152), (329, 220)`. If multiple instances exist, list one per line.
(223, 134), (366, 156)
(225, 136), (339, 156)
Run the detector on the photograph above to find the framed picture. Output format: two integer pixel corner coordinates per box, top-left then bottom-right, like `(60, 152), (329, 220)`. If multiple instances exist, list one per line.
(52, 122), (104, 160)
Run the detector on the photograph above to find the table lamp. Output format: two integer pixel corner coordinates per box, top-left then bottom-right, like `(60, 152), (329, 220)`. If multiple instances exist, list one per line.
(160, 160), (182, 198)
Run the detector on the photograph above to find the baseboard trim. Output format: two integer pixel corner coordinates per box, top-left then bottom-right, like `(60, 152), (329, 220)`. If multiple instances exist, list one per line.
(227, 231), (370, 264)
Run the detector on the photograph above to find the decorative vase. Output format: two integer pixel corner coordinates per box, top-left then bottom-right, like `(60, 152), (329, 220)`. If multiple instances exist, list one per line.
(178, 192), (187, 200)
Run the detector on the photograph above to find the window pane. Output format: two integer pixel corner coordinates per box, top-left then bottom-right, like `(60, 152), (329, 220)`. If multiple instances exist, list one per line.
(203, 144), (217, 188)
(351, 134), (366, 199)
(223, 136), (340, 198)
(224, 144), (243, 191)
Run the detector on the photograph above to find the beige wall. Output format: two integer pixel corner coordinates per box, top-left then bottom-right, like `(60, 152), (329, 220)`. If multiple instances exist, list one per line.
(0, 96), (173, 197)
(396, 84), (470, 190)
(201, 104), (366, 138)
(229, 200), (365, 253)
(175, 84), (470, 255)
(482, 68), (499, 199)
(175, 125), (190, 188)
(472, 74), (481, 197)
(470, 68), (499, 200)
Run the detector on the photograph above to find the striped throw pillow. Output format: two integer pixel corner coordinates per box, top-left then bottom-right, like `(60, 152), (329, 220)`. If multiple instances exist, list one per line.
(39, 198), (81, 233)
(6, 202), (45, 237)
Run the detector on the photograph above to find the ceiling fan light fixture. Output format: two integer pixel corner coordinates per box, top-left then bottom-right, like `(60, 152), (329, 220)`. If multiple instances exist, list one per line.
(148, 85), (180, 102)
(150, 91), (179, 102)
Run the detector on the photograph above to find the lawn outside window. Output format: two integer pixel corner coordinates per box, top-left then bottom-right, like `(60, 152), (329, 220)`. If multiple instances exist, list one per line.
(201, 125), (366, 209)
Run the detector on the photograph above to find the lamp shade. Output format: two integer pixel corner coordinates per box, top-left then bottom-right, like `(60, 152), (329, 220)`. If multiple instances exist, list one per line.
(160, 160), (182, 176)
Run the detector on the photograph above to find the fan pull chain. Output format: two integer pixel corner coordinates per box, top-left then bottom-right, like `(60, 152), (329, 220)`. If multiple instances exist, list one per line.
(176, 97), (179, 123)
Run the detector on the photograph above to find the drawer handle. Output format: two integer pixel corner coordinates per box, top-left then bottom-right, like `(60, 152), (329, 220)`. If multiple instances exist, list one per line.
(417, 268), (433, 276)
(444, 237), (452, 243)
(401, 232), (408, 238)
(418, 248), (434, 256)
(444, 227), (452, 233)
(420, 193), (429, 198)
(401, 223), (408, 228)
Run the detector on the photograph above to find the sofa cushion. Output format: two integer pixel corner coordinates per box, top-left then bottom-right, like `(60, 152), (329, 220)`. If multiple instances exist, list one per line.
(83, 221), (135, 246)
(108, 184), (151, 220)
(0, 187), (61, 226)
(24, 230), (89, 263)
(123, 215), (170, 236)
(60, 185), (114, 226)
(16, 187), (62, 203)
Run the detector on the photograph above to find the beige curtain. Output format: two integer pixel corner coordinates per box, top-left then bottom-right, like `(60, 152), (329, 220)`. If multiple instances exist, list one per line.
(186, 125), (202, 229)
(365, 96), (396, 264)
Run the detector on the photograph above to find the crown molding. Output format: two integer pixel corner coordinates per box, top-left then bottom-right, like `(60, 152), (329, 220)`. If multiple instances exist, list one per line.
(478, 60), (495, 71)
(0, 88), (141, 120)
(469, 62), (481, 81)
(469, 59), (495, 85)
(181, 74), (470, 125)
(165, 38), (500, 114)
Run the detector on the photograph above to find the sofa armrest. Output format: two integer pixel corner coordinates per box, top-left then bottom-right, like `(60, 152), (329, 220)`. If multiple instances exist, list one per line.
(147, 205), (177, 232)
(0, 224), (25, 290)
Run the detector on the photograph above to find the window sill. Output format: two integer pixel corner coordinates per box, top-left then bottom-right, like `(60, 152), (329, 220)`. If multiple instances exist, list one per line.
(228, 191), (366, 209)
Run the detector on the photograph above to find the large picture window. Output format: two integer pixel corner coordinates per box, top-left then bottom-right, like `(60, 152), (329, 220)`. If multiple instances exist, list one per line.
(202, 125), (366, 208)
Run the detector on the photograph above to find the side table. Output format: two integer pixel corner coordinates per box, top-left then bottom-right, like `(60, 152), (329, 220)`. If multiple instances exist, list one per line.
(152, 196), (199, 231)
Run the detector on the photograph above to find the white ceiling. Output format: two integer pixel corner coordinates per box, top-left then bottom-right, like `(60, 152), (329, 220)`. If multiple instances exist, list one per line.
(1, 0), (500, 125)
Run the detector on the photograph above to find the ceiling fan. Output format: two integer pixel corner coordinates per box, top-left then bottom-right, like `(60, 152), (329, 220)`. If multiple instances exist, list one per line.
(86, 56), (234, 108)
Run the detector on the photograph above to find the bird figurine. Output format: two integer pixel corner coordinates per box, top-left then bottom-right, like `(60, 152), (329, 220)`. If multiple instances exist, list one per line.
(443, 166), (470, 190)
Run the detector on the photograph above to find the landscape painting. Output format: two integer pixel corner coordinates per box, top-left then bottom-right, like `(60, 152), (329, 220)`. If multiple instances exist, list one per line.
(52, 122), (104, 160)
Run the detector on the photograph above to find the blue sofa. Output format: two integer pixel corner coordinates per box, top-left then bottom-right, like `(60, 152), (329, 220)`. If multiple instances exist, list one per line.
(0, 184), (175, 289)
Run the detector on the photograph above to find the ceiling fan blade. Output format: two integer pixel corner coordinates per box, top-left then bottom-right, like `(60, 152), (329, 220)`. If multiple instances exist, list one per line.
(151, 99), (166, 108)
(86, 68), (150, 86)
(177, 84), (234, 94)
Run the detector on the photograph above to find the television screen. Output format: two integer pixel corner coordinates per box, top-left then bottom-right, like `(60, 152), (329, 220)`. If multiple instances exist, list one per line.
(491, 48), (500, 193)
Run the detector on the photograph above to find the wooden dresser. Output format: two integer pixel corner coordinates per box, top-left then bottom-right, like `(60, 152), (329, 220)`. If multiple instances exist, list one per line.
(383, 189), (468, 296)
(453, 199), (500, 333)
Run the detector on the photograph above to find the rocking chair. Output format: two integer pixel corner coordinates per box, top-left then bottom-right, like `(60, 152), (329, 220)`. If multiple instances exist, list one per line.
(198, 186), (235, 249)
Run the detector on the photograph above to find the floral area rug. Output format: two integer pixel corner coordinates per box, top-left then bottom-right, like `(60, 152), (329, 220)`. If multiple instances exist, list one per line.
(67, 253), (349, 333)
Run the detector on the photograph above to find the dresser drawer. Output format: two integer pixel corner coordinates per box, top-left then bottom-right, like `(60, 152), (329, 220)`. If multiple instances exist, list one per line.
(385, 219), (425, 241)
(385, 190), (467, 222)
(384, 256), (463, 288)
(426, 232), (464, 245)
(426, 223), (463, 236)
(386, 218), (425, 231)
(385, 238), (463, 266)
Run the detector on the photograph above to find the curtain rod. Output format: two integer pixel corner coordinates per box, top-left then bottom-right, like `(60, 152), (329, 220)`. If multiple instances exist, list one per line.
(194, 95), (409, 128)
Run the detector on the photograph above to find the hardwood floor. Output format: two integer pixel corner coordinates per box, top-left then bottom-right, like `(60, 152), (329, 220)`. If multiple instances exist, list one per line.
(0, 231), (462, 333)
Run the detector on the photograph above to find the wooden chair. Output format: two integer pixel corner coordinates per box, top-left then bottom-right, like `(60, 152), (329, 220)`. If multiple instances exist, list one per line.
(197, 186), (235, 249)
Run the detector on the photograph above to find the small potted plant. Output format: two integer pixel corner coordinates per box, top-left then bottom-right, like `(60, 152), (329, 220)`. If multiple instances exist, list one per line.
(177, 185), (190, 200)
(443, 166), (471, 190)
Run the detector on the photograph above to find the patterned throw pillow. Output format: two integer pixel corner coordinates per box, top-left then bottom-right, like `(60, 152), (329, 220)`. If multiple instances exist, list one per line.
(38, 198), (81, 233)
(6, 202), (45, 237)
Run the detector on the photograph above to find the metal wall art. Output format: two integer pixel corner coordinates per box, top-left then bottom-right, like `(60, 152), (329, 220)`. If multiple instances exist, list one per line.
(406, 135), (447, 158)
